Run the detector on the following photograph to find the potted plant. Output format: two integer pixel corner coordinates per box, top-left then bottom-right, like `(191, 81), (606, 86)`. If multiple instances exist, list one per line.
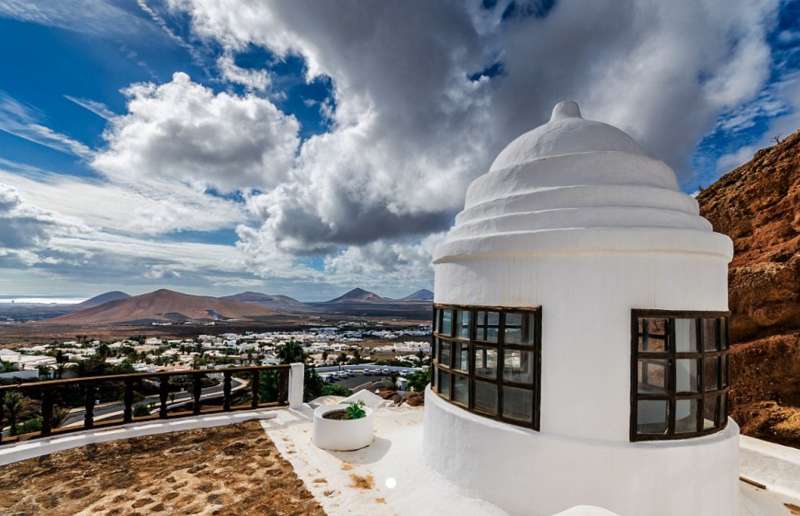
(312, 401), (375, 451)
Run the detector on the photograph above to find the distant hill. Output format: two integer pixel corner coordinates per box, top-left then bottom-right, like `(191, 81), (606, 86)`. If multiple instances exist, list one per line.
(400, 289), (433, 301)
(325, 288), (386, 304)
(221, 291), (313, 312)
(48, 289), (275, 325)
(73, 291), (130, 310)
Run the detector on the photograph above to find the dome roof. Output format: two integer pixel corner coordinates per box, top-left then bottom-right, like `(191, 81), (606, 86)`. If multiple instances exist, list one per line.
(489, 101), (645, 172)
(433, 101), (733, 263)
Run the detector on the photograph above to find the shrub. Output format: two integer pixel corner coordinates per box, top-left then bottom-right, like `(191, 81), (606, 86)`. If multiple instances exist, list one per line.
(321, 384), (352, 397)
(345, 401), (366, 420)
(133, 403), (151, 417)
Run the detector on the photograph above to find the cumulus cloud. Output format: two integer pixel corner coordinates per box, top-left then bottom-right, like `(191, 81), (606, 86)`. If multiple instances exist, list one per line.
(170, 0), (780, 262)
(93, 72), (300, 193)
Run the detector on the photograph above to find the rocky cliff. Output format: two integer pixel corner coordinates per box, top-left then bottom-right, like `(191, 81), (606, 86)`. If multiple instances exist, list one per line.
(698, 129), (800, 446)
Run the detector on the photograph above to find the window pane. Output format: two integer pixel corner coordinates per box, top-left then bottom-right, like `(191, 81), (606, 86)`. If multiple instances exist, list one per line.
(638, 359), (668, 394)
(486, 327), (498, 343)
(439, 340), (451, 366)
(505, 312), (522, 326)
(503, 350), (535, 384)
(457, 310), (471, 339)
(438, 370), (450, 398)
(720, 355), (728, 387)
(637, 400), (668, 434)
(487, 311), (499, 325)
(474, 380), (497, 415)
(703, 395), (719, 430)
(502, 386), (533, 422)
(431, 365), (436, 388)
(639, 318), (666, 352)
(504, 326), (522, 344)
(646, 318), (667, 337)
(676, 359), (700, 393)
(720, 395), (727, 423)
(453, 375), (468, 404)
(674, 319), (698, 352)
(441, 310), (453, 336)
(703, 357), (719, 391)
(474, 346), (497, 379)
(434, 309), (441, 333)
(701, 318), (719, 351)
(523, 313), (536, 345)
(720, 319), (729, 349)
(675, 399), (699, 434)
(453, 342), (468, 372)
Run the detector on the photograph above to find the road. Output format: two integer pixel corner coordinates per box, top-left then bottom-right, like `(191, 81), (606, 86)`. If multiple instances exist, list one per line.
(62, 376), (247, 427)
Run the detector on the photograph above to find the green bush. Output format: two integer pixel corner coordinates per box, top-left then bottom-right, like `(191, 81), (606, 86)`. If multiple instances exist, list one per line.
(14, 417), (42, 436)
(133, 403), (151, 417)
(321, 384), (352, 397)
(407, 368), (432, 392)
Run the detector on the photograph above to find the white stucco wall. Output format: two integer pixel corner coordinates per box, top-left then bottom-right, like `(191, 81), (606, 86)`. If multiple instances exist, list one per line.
(424, 388), (739, 516)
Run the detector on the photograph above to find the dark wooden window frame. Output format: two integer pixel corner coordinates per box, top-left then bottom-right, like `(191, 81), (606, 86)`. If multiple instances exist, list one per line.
(432, 303), (541, 430)
(630, 309), (730, 442)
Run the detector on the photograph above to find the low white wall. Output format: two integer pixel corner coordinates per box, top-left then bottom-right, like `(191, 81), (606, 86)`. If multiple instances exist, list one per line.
(0, 409), (280, 466)
(423, 387), (739, 516)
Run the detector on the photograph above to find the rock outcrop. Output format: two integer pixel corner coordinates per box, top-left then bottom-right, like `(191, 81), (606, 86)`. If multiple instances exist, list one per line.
(698, 129), (800, 446)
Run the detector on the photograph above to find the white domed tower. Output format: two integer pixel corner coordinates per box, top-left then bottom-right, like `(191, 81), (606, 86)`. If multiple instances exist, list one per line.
(423, 102), (738, 516)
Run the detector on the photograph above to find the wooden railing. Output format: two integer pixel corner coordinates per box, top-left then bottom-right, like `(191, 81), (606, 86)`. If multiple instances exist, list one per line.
(0, 365), (290, 445)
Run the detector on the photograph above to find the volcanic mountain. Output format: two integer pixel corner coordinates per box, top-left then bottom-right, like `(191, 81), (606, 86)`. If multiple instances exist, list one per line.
(399, 289), (434, 301)
(221, 291), (312, 312)
(72, 291), (131, 310)
(698, 128), (800, 447)
(325, 288), (386, 304)
(48, 289), (275, 325)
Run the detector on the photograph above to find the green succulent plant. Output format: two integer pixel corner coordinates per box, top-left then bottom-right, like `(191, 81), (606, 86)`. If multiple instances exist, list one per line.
(345, 400), (366, 420)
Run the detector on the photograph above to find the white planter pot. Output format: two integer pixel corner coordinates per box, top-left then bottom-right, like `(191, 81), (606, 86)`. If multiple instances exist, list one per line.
(312, 404), (375, 451)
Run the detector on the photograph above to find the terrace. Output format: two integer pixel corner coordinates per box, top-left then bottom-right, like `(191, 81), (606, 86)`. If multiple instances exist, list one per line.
(0, 364), (798, 515)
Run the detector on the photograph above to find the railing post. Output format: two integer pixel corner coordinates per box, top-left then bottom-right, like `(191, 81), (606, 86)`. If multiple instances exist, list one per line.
(0, 391), (5, 444)
(223, 372), (232, 411)
(159, 376), (169, 418)
(84, 383), (96, 429)
(251, 370), (260, 409)
(123, 380), (133, 423)
(287, 363), (304, 408)
(192, 373), (202, 415)
(41, 389), (53, 437)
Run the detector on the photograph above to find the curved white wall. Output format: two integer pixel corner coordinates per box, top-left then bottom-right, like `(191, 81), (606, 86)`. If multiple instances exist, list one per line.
(424, 388), (739, 516)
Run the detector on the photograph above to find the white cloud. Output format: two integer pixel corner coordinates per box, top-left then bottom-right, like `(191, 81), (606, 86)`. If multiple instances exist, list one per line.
(217, 53), (270, 92)
(170, 0), (780, 260)
(64, 95), (117, 121)
(0, 92), (93, 158)
(0, 0), (150, 36)
(92, 72), (300, 193)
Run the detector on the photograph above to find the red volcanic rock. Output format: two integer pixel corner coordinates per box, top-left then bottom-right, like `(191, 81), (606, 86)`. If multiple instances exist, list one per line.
(698, 130), (800, 343)
(698, 129), (800, 446)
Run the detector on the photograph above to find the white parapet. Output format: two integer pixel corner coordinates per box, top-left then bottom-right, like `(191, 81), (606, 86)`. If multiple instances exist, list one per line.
(288, 362), (305, 409)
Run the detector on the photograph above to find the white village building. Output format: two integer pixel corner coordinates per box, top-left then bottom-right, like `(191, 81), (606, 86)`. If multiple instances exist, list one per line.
(424, 101), (737, 516)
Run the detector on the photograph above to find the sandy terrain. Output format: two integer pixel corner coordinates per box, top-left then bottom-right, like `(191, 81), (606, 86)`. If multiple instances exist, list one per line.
(0, 421), (325, 515)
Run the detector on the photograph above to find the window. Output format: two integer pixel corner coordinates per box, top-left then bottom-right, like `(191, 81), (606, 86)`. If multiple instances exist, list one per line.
(631, 310), (730, 441)
(432, 304), (541, 430)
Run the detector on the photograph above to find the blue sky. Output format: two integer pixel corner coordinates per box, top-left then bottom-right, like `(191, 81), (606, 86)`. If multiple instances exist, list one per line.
(0, 0), (798, 300)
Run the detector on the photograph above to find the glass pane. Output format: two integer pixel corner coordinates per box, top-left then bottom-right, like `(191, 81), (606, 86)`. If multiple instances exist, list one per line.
(434, 309), (440, 333)
(474, 380), (497, 415)
(486, 327), (498, 343)
(639, 318), (666, 352)
(720, 395), (727, 423)
(646, 318), (667, 337)
(675, 318), (698, 352)
(502, 386), (533, 422)
(675, 399), (699, 434)
(720, 355), (728, 387)
(503, 350), (534, 384)
(457, 310), (471, 339)
(453, 375), (468, 404)
(676, 359), (700, 393)
(701, 318), (719, 351)
(720, 319), (728, 349)
(703, 395), (719, 430)
(637, 359), (668, 394)
(453, 342), (468, 372)
(523, 313), (536, 345)
(637, 400), (668, 434)
(441, 310), (453, 336)
(438, 370), (450, 398)
(505, 312), (522, 326)
(487, 311), (499, 325)
(431, 365), (436, 388)
(504, 327), (522, 344)
(474, 346), (497, 379)
(432, 338), (439, 361)
(703, 357), (719, 391)
(639, 334), (666, 353)
(439, 340), (451, 366)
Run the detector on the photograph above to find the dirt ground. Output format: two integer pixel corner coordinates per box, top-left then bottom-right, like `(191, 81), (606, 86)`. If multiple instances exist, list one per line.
(0, 421), (326, 515)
